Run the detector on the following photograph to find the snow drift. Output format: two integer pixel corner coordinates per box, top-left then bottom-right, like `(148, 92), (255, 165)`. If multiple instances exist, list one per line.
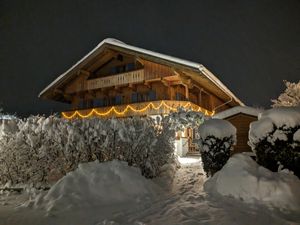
(204, 154), (300, 211)
(34, 160), (162, 212)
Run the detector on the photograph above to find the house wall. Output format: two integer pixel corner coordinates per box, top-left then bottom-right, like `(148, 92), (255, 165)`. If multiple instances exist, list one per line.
(62, 54), (231, 112)
(225, 113), (257, 154)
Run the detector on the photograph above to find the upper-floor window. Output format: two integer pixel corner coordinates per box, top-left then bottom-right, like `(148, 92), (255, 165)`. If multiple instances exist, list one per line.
(110, 63), (135, 75)
(175, 92), (186, 101)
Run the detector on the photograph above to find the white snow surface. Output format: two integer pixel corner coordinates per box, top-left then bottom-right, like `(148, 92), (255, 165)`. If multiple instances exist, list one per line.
(213, 106), (263, 119)
(33, 160), (161, 212)
(258, 106), (300, 128)
(0, 157), (299, 225)
(199, 118), (236, 141)
(249, 107), (300, 145)
(294, 129), (300, 142)
(204, 153), (300, 211)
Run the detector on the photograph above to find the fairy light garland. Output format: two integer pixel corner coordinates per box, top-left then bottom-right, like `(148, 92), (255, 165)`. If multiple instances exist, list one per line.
(61, 100), (214, 119)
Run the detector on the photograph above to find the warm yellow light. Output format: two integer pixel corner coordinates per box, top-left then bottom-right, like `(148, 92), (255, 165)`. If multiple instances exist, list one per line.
(61, 100), (214, 119)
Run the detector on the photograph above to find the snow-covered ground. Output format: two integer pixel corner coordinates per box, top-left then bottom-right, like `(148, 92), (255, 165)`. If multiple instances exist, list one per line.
(0, 156), (299, 225)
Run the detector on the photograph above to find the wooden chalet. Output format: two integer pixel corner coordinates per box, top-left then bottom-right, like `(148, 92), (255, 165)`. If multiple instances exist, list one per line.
(39, 38), (244, 155)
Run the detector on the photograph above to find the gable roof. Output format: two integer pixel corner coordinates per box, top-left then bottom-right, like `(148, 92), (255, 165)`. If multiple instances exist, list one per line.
(39, 38), (244, 106)
(213, 106), (263, 119)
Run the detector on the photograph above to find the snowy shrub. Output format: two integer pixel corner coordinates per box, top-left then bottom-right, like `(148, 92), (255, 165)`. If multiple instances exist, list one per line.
(168, 107), (205, 131)
(0, 115), (175, 186)
(249, 107), (300, 177)
(197, 119), (236, 176)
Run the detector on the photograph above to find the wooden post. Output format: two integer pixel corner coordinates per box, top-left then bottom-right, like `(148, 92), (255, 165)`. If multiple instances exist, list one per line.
(198, 89), (202, 105)
(184, 84), (189, 100)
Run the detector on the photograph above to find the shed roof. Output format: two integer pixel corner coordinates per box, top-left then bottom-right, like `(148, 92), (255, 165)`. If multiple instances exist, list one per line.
(213, 106), (263, 119)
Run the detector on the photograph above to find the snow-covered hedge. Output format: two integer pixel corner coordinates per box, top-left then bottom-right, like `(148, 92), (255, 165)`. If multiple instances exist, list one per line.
(197, 119), (236, 176)
(0, 115), (175, 186)
(249, 107), (300, 178)
(204, 154), (300, 212)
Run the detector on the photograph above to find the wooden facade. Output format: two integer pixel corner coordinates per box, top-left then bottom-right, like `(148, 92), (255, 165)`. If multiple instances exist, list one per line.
(59, 57), (231, 119)
(226, 114), (257, 154)
(39, 38), (244, 154)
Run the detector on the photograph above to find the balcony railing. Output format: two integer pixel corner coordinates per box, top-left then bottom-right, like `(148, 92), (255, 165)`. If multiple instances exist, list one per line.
(86, 69), (144, 90)
(61, 100), (214, 119)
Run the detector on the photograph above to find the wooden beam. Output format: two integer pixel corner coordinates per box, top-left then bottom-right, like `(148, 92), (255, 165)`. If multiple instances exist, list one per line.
(128, 83), (137, 91)
(78, 69), (91, 76)
(136, 57), (144, 66)
(54, 89), (64, 94)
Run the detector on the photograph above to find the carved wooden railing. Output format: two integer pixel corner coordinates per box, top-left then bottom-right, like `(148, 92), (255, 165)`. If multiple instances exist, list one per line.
(62, 100), (214, 119)
(85, 69), (144, 90)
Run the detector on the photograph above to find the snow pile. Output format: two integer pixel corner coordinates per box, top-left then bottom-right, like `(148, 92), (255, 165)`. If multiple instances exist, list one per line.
(199, 118), (236, 142)
(204, 154), (300, 211)
(249, 107), (300, 145)
(34, 160), (161, 212)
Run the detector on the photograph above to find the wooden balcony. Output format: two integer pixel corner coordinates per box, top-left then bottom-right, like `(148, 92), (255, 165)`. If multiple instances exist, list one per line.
(61, 100), (214, 119)
(86, 69), (144, 90)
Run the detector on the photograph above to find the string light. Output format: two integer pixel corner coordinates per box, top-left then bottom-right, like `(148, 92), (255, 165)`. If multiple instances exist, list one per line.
(61, 100), (214, 119)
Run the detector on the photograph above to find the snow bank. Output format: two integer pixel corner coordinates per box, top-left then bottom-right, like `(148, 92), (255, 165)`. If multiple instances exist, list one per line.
(204, 154), (300, 211)
(249, 107), (300, 145)
(34, 160), (161, 212)
(199, 118), (236, 141)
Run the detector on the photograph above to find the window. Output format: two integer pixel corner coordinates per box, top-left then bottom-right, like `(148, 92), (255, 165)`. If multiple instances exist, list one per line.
(148, 90), (156, 101)
(176, 92), (185, 101)
(93, 99), (104, 107)
(131, 92), (138, 103)
(115, 95), (122, 105)
(79, 99), (85, 109)
(126, 63), (135, 71)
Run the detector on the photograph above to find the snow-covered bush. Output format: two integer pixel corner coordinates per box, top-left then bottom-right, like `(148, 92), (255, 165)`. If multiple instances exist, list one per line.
(168, 107), (205, 131)
(249, 107), (300, 177)
(118, 116), (175, 178)
(204, 154), (300, 212)
(272, 80), (300, 107)
(197, 119), (236, 176)
(0, 115), (175, 186)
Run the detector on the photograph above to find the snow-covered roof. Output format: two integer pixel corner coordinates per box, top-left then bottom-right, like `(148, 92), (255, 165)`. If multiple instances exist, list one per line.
(213, 106), (263, 119)
(39, 38), (244, 106)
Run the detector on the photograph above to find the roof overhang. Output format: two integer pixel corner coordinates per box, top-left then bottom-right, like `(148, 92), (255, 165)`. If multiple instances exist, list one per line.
(39, 38), (244, 107)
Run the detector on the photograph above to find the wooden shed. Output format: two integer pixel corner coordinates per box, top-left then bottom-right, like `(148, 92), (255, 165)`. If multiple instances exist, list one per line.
(214, 106), (263, 154)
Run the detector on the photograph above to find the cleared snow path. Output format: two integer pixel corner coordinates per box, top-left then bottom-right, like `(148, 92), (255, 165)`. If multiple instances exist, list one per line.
(100, 157), (298, 225)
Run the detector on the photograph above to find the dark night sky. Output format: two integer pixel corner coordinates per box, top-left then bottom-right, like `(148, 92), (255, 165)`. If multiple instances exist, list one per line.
(0, 0), (299, 116)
